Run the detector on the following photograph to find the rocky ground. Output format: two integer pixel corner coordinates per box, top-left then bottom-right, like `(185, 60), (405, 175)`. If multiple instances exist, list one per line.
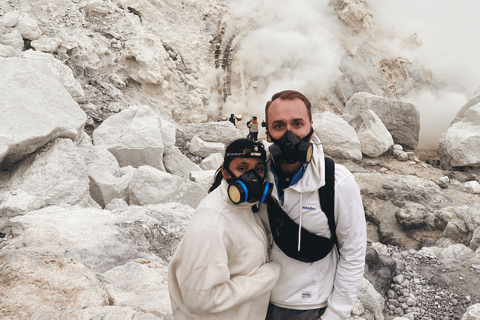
(332, 149), (480, 320)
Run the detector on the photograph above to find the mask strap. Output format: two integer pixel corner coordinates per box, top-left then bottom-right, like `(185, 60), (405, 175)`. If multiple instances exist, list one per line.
(302, 127), (314, 141)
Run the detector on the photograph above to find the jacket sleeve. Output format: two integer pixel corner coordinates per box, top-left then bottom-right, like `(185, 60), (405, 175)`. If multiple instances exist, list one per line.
(176, 211), (281, 315)
(322, 173), (367, 320)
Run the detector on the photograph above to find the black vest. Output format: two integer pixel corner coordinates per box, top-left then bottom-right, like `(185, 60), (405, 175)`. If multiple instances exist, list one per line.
(267, 157), (338, 263)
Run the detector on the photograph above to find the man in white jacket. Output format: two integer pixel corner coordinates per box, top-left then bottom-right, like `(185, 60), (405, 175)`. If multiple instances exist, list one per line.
(261, 90), (367, 320)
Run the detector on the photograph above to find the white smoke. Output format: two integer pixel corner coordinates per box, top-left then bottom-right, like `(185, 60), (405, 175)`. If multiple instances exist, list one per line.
(229, 0), (344, 120)
(226, 0), (480, 148)
(367, 0), (480, 148)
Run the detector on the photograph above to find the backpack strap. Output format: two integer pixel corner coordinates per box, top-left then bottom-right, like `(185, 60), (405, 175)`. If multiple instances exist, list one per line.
(319, 157), (339, 256)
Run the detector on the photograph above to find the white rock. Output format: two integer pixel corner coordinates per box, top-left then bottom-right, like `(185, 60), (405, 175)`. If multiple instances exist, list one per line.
(0, 29), (24, 50)
(0, 22), (5, 35)
(393, 144), (403, 151)
(104, 198), (129, 211)
(181, 121), (243, 145)
(100, 259), (171, 317)
(68, 306), (162, 319)
(128, 166), (207, 208)
(470, 227), (480, 251)
(119, 34), (175, 86)
(30, 35), (61, 52)
(200, 153), (224, 170)
(461, 303), (480, 320)
(80, 146), (136, 208)
(312, 112), (362, 160)
(0, 42), (19, 57)
(439, 104), (480, 167)
(0, 11), (20, 27)
(159, 117), (176, 148)
(0, 58), (86, 169)
(345, 92), (420, 149)
(349, 109), (394, 157)
(440, 244), (476, 262)
(0, 250), (109, 317)
(190, 170), (216, 191)
(443, 218), (469, 242)
(356, 278), (385, 320)
(452, 91), (480, 124)
(0, 189), (36, 217)
(10, 203), (194, 272)
(21, 50), (85, 102)
(1, 139), (97, 216)
(465, 181), (480, 194)
(163, 146), (202, 179)
(14, 14), (42, 40)
(188, 135), (225, 158)
(93, 105), (165, 171)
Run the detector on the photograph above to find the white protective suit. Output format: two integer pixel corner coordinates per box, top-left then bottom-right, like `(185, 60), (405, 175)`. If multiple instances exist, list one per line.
(260, 135), (367, 320)
(168, 179), (281, 320)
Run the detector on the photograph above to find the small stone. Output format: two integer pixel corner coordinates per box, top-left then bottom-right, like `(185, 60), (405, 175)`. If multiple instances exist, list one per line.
(388, 289), (396, 299)
(389, 299), (399, 307)
(407, 297), (416, 306)
(452, 299), (458, 306)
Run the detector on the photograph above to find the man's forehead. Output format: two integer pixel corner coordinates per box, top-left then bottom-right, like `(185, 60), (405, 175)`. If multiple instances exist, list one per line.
(267, 98), (309, 119)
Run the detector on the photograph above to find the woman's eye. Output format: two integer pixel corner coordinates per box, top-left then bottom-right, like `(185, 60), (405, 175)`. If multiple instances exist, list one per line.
(256, 167), (264, 173)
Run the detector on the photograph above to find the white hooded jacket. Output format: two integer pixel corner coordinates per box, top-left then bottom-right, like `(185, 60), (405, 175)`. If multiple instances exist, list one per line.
(168, 180), (281, 320)
(260, 135), (367, 320)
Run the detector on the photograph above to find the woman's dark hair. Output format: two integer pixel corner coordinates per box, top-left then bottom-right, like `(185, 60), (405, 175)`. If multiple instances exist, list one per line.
(208, 139), (266, 193)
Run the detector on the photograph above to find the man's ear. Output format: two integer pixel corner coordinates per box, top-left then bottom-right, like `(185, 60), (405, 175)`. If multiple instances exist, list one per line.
(266, 131), (271, 142)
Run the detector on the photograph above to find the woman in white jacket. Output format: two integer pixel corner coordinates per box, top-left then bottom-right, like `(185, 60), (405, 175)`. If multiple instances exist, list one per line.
(168, 139), (281, 320)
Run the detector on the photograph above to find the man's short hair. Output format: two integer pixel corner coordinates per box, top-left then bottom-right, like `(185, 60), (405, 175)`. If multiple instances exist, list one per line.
(265, 90), (312, 127)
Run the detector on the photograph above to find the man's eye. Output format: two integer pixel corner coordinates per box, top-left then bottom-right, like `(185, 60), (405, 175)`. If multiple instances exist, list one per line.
(274, 124), (283, 129)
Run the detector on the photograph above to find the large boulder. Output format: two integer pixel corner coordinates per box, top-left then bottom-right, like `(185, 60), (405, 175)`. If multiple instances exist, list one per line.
(128, 166), (207, 208)
(67, 306), (163, 319)
(80, 146), (136, 208)
(9, 203), (194, 273)
(93, 105), (165, 171)
(439, 104), (480, 168)
(159, 117), (177, 148)
(452, 91), (480, 124)
(312, 112), (362, 160)
(21, 50), (85, 102)
(344, 92), (420, 149)
(0, 139), (97, 217)
(13, 13), (42, 40)
(356, 277), (385, 320)
(461, 303), (480, 320)
(180, 121), (243, 145)
(100, 259), (171, 317)
(364, 246), (396, 296)
(381, 175), (456, 209)
(190, 170), (216, 191)
(200, 153), (223, 170)
(0, 57), (86, 169)
(349, 109), (394, 157)
(395, 202), (435, 230)
(0, 250), (109, 318)
(188, 135), (225, 158)
(163, 146), (202, 179)
(0, 29), (23, 50)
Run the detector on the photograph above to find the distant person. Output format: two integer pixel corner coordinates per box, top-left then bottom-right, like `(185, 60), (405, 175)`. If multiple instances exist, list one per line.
(228, 113), (236, 127)
(261, 90), (367, 320)
(247, 116), (259, 141)
(168, 139), (280, 320)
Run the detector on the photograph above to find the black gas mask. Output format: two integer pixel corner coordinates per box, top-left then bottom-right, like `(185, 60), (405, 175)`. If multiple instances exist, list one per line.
(226, 169), (273, 205)
(269, 128), (314, 167)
